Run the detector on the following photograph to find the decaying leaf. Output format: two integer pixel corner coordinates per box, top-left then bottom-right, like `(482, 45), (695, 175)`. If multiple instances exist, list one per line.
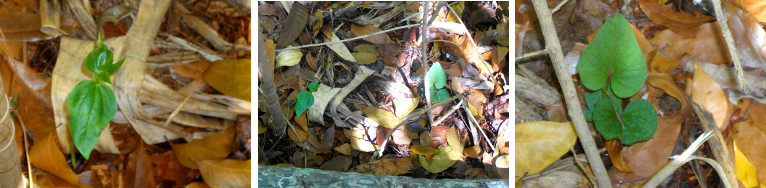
(276, 3), (308, 48)
(276, 47), (303, 67)
(350, 24), (394, 44)
(334, 143), (352, 156)
(516, 121), (577, 176)
(690, 62), (730, 130)
(350, 158), (412, 176)
(171, 126), (235, 169)
(125, 142), (155, 188)
(29, 133), (82, 187)
(638, 0), (713, 37)
(203, 59), (251, 101)
(198, 159), (251, 188)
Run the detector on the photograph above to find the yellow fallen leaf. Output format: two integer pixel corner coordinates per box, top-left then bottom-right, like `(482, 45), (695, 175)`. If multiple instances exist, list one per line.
(352, 52), (378, 64)
(411, 145), (439, 155)
(393, 98), (418, 118)
(343, 129), (376, 152)
(203, 59), (250, 101)
(354, 44), (378, 54)
(447, 125), (464, 154)
(198, 159), (250, 188)
(735, 140), (765, 188)
(691, 62), (730, 129)
(359, 104), (403, 128)
(419, 146), (461, 173)
(276, 47), (303, 67)
(171, 126), (234, 169)
(445, 2), (464, 23)
(516, 121), (577, 176)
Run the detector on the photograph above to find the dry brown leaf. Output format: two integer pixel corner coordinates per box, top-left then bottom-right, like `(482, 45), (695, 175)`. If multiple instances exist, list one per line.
(203, 59), (251, 101)
(171, 126), (235, 169)
(0, 11), (76, 41)
(29, 133), (82, 186)
(350, 24), (394, 44)
(648, 51), (680, 74)
(150, 151), (190, 186)
(732, 120), (766, 184)
(322, 27), (357, 62)
(352, 52), (378, 64)
(198, 160), (251, 188)
(647, 73), (688, 112)
(319, 155), (353, 172)
(276, 3), (308, 48)
(749, 102), (766, 126)
(621, 113), (683, 177)
(170, 61), (212, 80)
(690, 62), (730, 129)
(733, 0), (766, 23)
(463, 145), (482, 159)
(638, 0), (714, 37)
(334, 143), (352, 156)
(125, 142), (155, 188)
(33, 174), (79, 188)
(4, 58), (55, 141)
(466, 89), (487, 119)
(350, 158), (412, 176)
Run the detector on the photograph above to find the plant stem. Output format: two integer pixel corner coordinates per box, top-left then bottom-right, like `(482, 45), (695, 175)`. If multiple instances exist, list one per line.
(530, 0), (613, 187)
(710, 0), (750, 95)
(603, 87), (626, 129)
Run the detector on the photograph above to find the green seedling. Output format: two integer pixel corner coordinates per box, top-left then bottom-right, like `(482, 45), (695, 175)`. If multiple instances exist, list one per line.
(67, 37), (125, 159)
(295, 80), (319, 117)
(578, 13), (657, 145)
(423, 62), (450, 103)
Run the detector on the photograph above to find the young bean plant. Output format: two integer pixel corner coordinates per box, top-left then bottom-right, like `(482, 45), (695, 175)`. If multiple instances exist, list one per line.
(578, 13), (658, 145)
(67, 37), (125, 159)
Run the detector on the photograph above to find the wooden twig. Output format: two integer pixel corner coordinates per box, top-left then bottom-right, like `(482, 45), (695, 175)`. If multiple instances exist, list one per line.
(445, 4), (498, 85)
(641, 131), (732, 188)
(421, 1), (435, 127)
(433, 99), (464, 125)
(462, 101), (496, 151)
(515, 49), (549, 63)
(276, 24), (420, 52)
(687, 99), (737, 187)
(710, 0), (750, 95)
(571, 147), (597, 187)
(374, 92), (467, 159)
(551, 0), (571, 13)
(529, 0), (612, 187)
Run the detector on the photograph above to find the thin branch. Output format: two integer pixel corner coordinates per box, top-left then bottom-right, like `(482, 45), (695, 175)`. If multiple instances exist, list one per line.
(374, 93), (467, 159)
(571, 147), (596, 187)
(462, 101), (496, 151)
(551, 0), (571, 13)
(642, 131), (732, 188)
(276, 24), (420, 52)
(445, 4), (498, 85)
(421, 1), (435, 127)
(529, 0), (613, 187)
(711, 0), (750, 95)
(433, 99), (464, 125)
(515, 49), (549, 63)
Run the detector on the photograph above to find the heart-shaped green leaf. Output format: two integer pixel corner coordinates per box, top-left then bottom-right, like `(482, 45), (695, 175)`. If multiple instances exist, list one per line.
(620, 99), (658, 145)
(427, 62), (446, 89)
(577, 13), (646, 98)
(593, 96), (623, 141)
(583, 92), (603, 122)
(295, 91), (314, 117)
(67, 80), (117, 159)
(308, 81), (319, 92)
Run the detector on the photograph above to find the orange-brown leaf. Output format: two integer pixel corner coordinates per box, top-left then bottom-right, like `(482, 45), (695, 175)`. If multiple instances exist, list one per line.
(276, 3), (308, 48)
(622, 114), (683, 177)
(198, 160), (251, 188)
(171, 126), (235, 169)
(638, 0), (714, 37)
(690, 62), (731, 130)
(606, 140), (631, 173)
(29, 133), (81, 186)
(350, 25), (393, 44)
(203, 59), (251, 101)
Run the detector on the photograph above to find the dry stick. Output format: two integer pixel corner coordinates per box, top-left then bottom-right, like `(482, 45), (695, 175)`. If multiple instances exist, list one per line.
(551, 0), (571, 13)
(529, 0), (613, 187)
(710, 0), (750, 95)
(433, 99), (464, 125)
(445, 4), (498, 85)
(687, 100), (737, 187)
(276, 24), (420, 52)
(571, 147), (597, 187)
(641, 131), (732, 188)
(515, 49), (549, 63)
(374, 93), (467, 159)
(421, 1), (435, 127)
(462, 101), (496, 151)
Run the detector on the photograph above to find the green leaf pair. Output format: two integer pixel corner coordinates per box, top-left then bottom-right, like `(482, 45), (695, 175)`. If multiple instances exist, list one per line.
(295, 81), (319, 117)
(67, 38), (125, 159)
(578, 13), (657, 145)
(426, 62), (450, 103)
